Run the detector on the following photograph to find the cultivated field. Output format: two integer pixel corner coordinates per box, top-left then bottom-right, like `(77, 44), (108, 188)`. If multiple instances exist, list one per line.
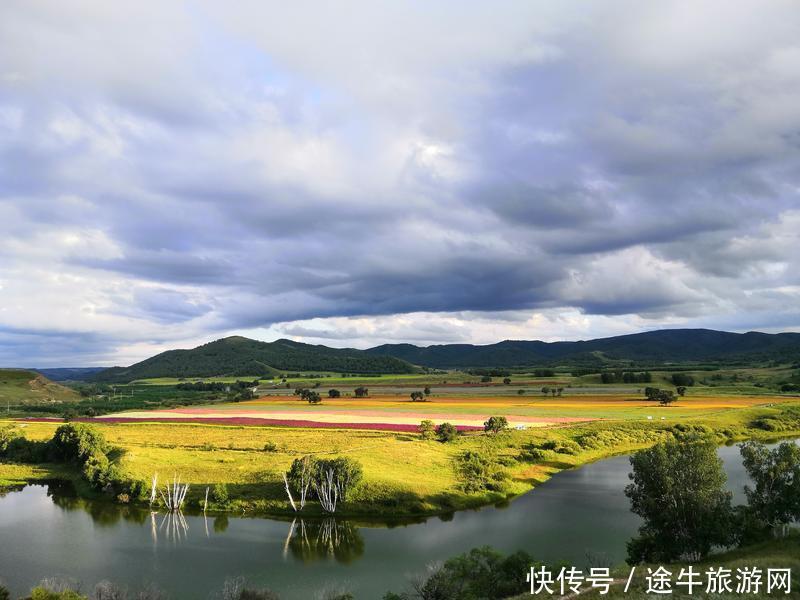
(86, 392), (785, 431)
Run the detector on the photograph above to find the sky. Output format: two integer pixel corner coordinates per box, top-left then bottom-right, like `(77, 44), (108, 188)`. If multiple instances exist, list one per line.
(1, 1), (799, 367)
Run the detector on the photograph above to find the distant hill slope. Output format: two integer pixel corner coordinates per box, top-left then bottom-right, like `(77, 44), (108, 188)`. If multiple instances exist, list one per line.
(0, 369), (80, 405)
(365, 329), (800, 368)
(33, 367), (106, 382)
(90, 336), (418, 383)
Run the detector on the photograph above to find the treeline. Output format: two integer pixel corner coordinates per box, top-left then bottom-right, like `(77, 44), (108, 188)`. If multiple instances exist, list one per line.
(600, 370), (653, 384)
(175, 379), (259, 392)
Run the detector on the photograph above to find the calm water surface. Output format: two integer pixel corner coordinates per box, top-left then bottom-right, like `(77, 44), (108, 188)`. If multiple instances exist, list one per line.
(0, 441), (794, 599)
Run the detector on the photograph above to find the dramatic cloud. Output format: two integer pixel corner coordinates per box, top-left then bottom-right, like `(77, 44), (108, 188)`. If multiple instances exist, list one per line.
(1, 1), (799, 365)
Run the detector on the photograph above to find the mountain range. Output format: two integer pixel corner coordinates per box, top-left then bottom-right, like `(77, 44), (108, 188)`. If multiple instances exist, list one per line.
(83, 328), (800, 383)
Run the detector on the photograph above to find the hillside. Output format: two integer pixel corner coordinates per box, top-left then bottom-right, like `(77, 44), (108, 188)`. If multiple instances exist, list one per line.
(0, 369), (80, 405)
(365, 329), (800, 367)
(91, 336), (418, 383)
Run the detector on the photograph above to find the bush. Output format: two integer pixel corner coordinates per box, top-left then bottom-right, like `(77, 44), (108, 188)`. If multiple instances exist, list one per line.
(263, 441), (278, 452)
(455, 451), (509, 493)
(0, 585), (9, 600)
(418, 420), (436, 440)
(50, 423), (109, 463)
(212, 483), (230, 504)
(436, 422), (458, 443)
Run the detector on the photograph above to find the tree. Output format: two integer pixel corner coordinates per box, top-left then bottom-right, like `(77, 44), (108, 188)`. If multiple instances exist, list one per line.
(418, 420), (436, 440)
(541, 386), (550, 396)
(517, 389), (525, 395)
(502, 377), (511, 385)
(659, 390), (676, 406)
(676, 386), (687, 396)
(556, 387), (564, 397)
(410, 391), (426, 402)
(354, 387), (369, 398)
(671, 373), (695, 387)
(301, 390), (321, 404)
(423, 386), (431, 396)
(739, 441), (800, 529)
(480, 375), (492, 383)
(328, 389), (341, 398)
(483, 416), (509, 435)
(625, 438), (734, 563)
(436, 422), (458, 443)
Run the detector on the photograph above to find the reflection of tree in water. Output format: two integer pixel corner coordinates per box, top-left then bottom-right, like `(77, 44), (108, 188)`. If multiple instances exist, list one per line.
(286, 518), (364, 564)
(151, 510), (189, 544)
(214, 514), (229, 533)
(46, 482), (149, 526)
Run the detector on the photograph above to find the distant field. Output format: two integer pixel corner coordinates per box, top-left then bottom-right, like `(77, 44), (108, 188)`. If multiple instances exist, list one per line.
(88, 392), (789, 431)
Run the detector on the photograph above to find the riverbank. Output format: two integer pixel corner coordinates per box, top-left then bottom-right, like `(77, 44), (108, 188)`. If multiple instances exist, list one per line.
(1, 399), (799, 519)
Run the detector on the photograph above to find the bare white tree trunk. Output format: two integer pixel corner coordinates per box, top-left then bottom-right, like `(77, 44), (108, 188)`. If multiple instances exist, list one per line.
(283, 472), (298, 512)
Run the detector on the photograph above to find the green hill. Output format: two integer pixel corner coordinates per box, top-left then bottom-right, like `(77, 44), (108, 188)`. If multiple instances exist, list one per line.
(365, 329), (800, 368)
(90, 336), (418, 383)
(0, 369), (80, 406)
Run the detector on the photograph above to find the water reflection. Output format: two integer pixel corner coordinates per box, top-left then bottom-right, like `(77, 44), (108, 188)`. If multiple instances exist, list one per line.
(151, 510), (190, 543)
(285, 518), (365, 564)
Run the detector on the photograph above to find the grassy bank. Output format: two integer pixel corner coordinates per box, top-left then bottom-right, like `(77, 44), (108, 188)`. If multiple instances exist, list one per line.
(2, 398), (799, 519)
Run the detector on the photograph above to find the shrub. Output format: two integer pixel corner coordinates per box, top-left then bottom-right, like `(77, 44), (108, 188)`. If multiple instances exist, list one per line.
(455, 451), (509, 493)
(328, 389), (341, 398)
(50, 423), (109, 463)
(436, 422), (458, 443)
(0, 585), (9, 600)
(418, 420), (436, 440)
(212, 483), (230, 504)
(263, 441), (278, 452)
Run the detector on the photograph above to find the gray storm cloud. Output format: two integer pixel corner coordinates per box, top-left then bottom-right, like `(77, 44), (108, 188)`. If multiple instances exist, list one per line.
(0, 0), (799, 365)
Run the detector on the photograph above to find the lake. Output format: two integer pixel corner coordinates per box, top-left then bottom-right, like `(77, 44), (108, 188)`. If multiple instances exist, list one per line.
(0, 440), (794, 599)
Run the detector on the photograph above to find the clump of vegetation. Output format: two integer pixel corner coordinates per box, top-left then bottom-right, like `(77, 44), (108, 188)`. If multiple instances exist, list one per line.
(454, 450), (510, 493)
(418, 420), (436, 440)
(436, 422), (458, 443)
(327, 389), (341, 398)
(211, 483), (230, 505)
(285, 456), (363, 513)
(263, 441), (278, 452)
(521, 437), (581, 460)
(740, 441), (800, 531)
(600, 370), (652, 384)
(409, 391), (427, 402)
(483, 416), (508, 435)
